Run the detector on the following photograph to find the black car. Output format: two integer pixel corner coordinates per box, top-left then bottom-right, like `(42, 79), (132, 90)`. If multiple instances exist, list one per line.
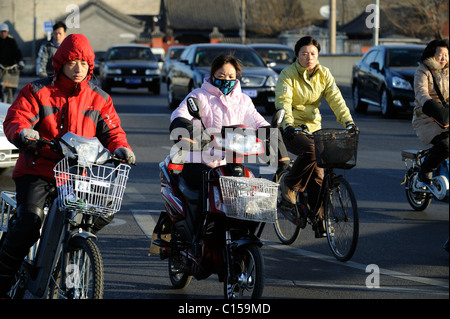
(99, 44), (161, 94)
(351, 44), (425, 117)
(93, 50), (105, 76)
(248, 43), (295, 74)
(167, 43), (279, 114)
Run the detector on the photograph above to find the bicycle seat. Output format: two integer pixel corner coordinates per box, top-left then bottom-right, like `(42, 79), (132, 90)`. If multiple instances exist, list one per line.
(402, 149), (430, 159)
(401, 150), (419, 159)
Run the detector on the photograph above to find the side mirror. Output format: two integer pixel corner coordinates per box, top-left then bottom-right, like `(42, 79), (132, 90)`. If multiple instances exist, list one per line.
(271, 109), (285, 128)
(187, 97), (206, 130)
(186, 97), (202, 120)
(369, 62), (380, 72)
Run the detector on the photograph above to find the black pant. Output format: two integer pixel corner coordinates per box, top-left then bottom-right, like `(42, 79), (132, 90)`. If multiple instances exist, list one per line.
(420, 132), (449, 183)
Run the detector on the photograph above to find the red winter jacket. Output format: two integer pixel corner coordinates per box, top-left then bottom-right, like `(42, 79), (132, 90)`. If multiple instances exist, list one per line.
(3, 34), (131, 181)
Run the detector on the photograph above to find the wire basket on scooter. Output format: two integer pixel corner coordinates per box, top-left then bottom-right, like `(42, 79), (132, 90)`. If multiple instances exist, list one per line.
(219, 176), (278, 223)
(54, 157), (131, 217)
(313, 129), (359, 169)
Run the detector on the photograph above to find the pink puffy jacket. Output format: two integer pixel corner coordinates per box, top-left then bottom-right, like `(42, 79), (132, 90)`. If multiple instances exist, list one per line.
(170, 78), (269, 166)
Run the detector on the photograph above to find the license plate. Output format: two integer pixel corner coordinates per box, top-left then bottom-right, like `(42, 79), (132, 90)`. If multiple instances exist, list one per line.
(242, 89), (257, 98)
(125, 78), (141, 84)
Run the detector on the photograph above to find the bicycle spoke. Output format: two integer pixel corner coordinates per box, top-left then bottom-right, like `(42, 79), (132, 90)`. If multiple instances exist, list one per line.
(325, 177), (358, 262)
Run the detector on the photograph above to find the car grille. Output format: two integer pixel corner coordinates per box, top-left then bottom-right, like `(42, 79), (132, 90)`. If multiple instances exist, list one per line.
(0, 148), (19, 165)
(120, 68), (147, 76)
(240, 76), (266, 87)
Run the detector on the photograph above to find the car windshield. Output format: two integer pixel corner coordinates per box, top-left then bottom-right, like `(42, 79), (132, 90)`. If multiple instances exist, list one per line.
(107, 47), (156, 61)
(253, 48), (295, 64)
(386, 48), (423, 67)
(194, 48), (265, 67)
(169, 48), (185, 60)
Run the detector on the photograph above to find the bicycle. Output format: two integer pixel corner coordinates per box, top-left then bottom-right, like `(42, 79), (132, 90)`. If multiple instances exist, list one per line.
(0, 132), (131, 299)
(273, 127), (359, 262)
(0, 64), (20, 104)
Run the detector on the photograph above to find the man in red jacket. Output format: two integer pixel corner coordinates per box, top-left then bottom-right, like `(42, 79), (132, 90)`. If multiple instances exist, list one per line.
(0, 34), (135, 297)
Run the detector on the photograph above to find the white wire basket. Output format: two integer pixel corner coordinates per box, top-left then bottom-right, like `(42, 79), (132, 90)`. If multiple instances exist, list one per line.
(219, 176), (278, 223)
(53, 157), (131, 217)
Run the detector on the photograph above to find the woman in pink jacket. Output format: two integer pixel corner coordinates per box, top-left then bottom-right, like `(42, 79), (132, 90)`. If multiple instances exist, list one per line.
(170, 54), (289, 189)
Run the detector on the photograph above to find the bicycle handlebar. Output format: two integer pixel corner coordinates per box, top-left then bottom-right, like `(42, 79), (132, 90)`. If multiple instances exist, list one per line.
(26, 137), (131, 165)
(0, 64), (19, 71)
(293, 126), (358, 137)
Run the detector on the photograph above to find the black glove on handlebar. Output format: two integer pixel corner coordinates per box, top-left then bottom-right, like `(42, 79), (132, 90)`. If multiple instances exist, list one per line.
(283, 125), (297, 140)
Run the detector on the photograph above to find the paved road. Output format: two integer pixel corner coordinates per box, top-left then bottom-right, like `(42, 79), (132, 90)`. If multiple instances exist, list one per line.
(1, 77), (447, 310)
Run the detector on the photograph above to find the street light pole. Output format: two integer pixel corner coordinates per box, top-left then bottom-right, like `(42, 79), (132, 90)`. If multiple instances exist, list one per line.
(329, 0), (336, 54)
(240, 0), (246, 44)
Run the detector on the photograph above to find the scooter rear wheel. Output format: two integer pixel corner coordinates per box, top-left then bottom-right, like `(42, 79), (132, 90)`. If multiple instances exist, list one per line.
(405, 170), (432, 211)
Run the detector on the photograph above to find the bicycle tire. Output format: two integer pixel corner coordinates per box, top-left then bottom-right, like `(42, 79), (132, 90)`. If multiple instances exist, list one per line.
(405, 169), (432, 211)
(224, 244), (264, 299)
(324, 176), (359, 262)
(272, 171), (301, 245)
(48, 237), (104, 299)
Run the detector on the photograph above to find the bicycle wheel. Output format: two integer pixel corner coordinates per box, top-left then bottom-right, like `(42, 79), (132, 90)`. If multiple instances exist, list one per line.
(273, 171), (301, 245)
(224, 244), (264, 299)
(48, 237), (104, 299)
(324, 176), (358, 262)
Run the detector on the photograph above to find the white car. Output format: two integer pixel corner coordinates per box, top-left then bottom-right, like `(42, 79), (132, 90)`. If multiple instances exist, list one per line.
(0, 102), (19, 172)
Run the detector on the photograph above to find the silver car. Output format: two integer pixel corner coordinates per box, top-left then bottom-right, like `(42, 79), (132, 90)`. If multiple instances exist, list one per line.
(0, 102), (18, 173)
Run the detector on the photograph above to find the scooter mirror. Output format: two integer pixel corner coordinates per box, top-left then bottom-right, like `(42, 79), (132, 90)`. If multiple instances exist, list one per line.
(186, 97), (202, 120)
(271, 108), (285, 128)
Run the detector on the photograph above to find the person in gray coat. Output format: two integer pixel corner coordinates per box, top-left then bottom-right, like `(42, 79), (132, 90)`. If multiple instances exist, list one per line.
(35, 21), (67, 77)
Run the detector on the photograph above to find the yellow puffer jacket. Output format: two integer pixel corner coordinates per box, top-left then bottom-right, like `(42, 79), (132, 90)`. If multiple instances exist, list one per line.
(275, 60), (354, 132)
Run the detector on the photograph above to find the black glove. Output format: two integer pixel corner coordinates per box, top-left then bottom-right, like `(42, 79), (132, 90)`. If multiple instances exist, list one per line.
(423, 99), (449, 129)
(283, 125), (297, 140)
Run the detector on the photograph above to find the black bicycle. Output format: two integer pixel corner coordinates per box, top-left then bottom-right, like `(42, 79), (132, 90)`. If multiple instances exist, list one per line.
(273, 127), (359, 262)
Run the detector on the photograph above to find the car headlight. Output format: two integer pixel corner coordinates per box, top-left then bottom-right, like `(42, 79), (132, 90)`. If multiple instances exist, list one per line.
(106, 66), (122, 75)
(265, 74), (278, 87)
(146, 69), (160, 75)
(392, 76), (412, 90)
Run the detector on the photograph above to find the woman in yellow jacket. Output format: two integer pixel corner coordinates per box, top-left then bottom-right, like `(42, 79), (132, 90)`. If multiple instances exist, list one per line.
(275, 36), (356, 220)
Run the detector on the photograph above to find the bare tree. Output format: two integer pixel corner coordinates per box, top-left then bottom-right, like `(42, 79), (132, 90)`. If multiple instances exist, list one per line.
(245, 0), (309, 35)
(384, 0), (449, 39)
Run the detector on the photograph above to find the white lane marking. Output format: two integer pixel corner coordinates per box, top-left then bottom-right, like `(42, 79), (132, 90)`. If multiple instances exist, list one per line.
(133, 210), (449, 295)
(132, 209), (161, 238)
(264, 242), (449, 290)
